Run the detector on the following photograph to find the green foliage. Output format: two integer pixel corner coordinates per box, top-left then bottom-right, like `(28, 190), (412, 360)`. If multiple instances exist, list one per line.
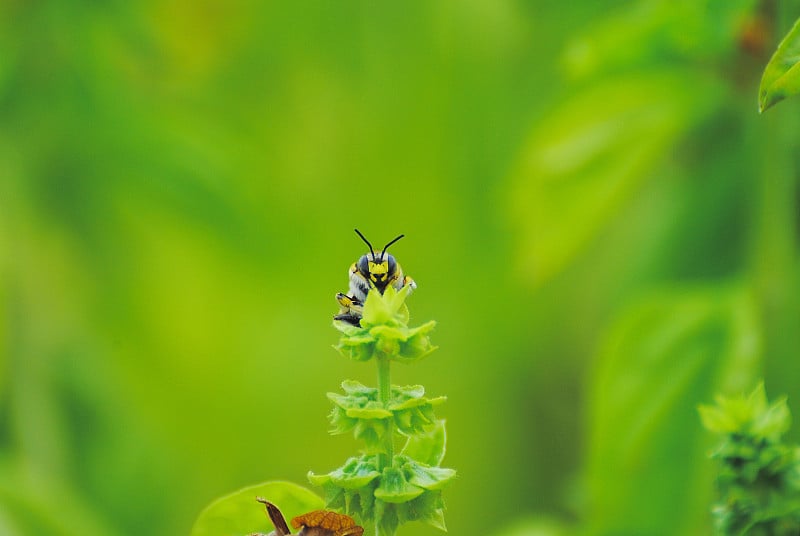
(700, 384), (800, 535)
(311, 287), (454, 535)
(3, 2), (800, 536)
(584, 287), (761, 535)
(759, 16), (800, 112)
(492, 518), (569, 536)
(309, 454), (453, 535)
(334, 287), (437, 363)
(562, 0), (760, 79)
(509, 70), (724, 286)
(190, 481), (324, 536)
(328, 381), (446, 452)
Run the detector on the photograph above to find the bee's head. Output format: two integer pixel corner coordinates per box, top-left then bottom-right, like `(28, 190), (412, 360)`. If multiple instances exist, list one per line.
(354, 229), (403, 292)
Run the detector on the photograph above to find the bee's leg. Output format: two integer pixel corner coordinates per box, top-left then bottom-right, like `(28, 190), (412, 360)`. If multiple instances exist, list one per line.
(334, 293), (363, 326)
(333, 312), (362, 326)
(336, 293), (363, 309)
(336, 293), (364, 317)
(402, 275), (416, 293)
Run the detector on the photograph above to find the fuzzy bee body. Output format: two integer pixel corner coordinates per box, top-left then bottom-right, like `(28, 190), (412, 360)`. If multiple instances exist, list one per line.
(334, 230), (416, 326)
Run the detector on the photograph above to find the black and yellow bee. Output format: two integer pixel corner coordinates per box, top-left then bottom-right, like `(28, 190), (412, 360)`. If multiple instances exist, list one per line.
(334, 229), (416, 326)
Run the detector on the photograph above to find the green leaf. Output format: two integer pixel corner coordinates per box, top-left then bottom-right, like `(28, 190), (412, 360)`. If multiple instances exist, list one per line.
(190, 481), (324, 536)
(401, 457), (457, 490)
(584, 285), (762, 535)
(393, 489), (448, 531)
(401, 420), (448, 466)
(759, 16), (800, 112)
(562, 1), (760, 80)
(361, 285), (412, 327)
(308, 456), (382, 490)
(493, 517), (570, 536)
(374, 467), (425, 503)
(509, 71), (723, 287)
(334, 335), (376, 362)
(333, 288), (436, 363)
(327, 382), (446, 443)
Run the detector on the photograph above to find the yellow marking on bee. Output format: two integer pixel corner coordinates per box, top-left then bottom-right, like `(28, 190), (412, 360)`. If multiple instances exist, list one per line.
(368, 261), (389, 282)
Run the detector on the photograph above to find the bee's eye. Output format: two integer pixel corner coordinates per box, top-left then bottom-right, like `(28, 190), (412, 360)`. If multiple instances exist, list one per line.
(357, 256), (369, 274)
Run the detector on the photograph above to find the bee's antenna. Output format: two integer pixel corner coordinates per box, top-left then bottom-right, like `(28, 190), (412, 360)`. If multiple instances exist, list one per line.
(354, 229), (376, 259)
(381, 234), (405, 261)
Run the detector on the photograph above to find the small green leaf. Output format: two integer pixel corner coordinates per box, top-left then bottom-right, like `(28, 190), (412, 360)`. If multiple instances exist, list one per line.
(759, 16), (800, 112)
(361, 286), (411, 327)
(700, 383), (791, 440)
(341, 380), (376, 396)
(374, 467), (425, 503)
(327, 382), (446, 442)
(401, 420), (448, 467)
(333, 288), (436, 363)
(419, 507), (447, 532)
(190, 481), (324, 536)
(375, 500), (401, 536)
(308, 456), (382, 490)
(334, 336), (376, 362)
(394, 488), (448, 531)
(346, 407), (393, 419)
(401, 458), (457, 490)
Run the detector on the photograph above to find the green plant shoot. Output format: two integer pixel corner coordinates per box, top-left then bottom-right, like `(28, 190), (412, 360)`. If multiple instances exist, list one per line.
(700, 383), (800, 535)
(309, 285), (455, 536)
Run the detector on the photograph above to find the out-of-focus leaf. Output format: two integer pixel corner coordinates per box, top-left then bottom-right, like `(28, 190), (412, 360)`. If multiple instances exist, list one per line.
(759, 16), (800, 112)
(563, 0), (760, 80)
(584, 285), (761, 535)
(190, 481), (324, 536)
(492, 517), (569, 536)
(0, 282), (5, 402)
(0, 468), (121, 536)
(509, 71), (724, 287)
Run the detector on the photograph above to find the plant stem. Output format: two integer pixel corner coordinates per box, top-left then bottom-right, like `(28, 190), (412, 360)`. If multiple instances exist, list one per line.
(377, 355), (394, 467)
(376, 355), (394, 536)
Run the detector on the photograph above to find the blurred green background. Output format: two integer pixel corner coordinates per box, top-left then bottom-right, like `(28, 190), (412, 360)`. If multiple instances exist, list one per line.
(2, 1), (799, 535)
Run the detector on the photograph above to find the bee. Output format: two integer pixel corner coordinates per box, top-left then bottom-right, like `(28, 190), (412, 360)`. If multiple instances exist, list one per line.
(250, 497), (364, 536)
(334, 229), (416, 326)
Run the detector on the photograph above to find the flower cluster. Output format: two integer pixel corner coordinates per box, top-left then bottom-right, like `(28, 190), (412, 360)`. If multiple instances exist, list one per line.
(309, 452), (455, 535)
(334, 286), (436, 363)
(328, 381), (446, 452)
(310, 286), (454, 536)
